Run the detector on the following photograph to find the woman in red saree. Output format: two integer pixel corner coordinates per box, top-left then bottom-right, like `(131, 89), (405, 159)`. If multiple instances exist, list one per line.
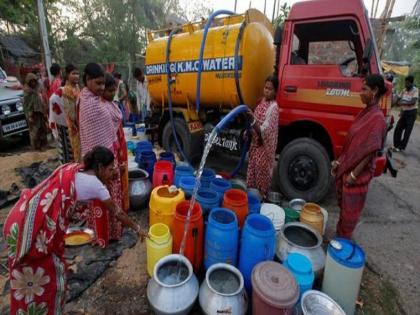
(246, 75), (280, 199)
(331, 74), (387, 239)
(3, 146), (143, 315)
(77, 64), (127, 245)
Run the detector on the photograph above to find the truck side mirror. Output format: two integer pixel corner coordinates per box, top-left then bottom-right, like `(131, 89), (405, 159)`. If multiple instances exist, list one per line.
(274, 26), (283, 46)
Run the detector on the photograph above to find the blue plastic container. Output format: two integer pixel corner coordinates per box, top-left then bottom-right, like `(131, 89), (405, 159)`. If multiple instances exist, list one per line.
(204, 208), (239, 270)
(178, 176), (197, 198)
(126, 141), (135, 154)
(134, 141), (153, 163)
(239, 214), (276, 292)
(159, 152), (176, 166)
(137, 150), (156, 179)
(210, 178), (232, 203)
(200, 168), (216, 188)
(247, 193), (261, 214)
(283, 252), (314, 301)
(196, 188), (220, 217)
(174, 165), (195, 187)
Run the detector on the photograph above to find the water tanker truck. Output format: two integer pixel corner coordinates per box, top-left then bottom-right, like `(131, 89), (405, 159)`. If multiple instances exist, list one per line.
(145, 0), (392, 202)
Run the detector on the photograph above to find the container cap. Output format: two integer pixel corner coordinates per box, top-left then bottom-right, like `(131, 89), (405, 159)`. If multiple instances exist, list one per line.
(327, 238), (365, 269)
(260, 203), (285, 230)
(252, 261), (299, 309)
(301, 290), (345, 315)
(285, 252), (312, 275)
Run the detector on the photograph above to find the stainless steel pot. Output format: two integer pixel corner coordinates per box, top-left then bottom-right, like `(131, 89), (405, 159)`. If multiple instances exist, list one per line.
(128, 168), (152, 210)
(147, 254), (199, 315)
(199, 263), (248, 315)
(276, 222), (326, 276)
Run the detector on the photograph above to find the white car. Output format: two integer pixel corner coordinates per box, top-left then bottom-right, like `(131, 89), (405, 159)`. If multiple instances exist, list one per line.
(0, 67), (28, 138)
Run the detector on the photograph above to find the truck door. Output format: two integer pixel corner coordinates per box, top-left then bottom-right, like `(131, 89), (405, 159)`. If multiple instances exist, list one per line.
(280, 18), (367, 136)
(277, 18), (368, 202)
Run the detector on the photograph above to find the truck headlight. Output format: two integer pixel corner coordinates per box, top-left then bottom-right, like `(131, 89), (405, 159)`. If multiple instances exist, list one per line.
(2, 104), (11, 115)
(16, 100), (23, 111)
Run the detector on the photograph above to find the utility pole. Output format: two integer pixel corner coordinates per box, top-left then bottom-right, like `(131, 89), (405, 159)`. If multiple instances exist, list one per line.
(234, 0), (238, 13)
(36, 0), (52, 80)
(272, 0), (277, 23)
(264, 0), (267, 15)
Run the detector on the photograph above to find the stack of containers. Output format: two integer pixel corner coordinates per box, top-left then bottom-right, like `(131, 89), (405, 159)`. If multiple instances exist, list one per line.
(204, 208), (239, 269)
(159, 151), (176, 167)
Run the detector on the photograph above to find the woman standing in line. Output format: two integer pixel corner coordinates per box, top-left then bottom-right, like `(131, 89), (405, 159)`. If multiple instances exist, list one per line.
(77, 63), (126, 245)
(48, 64), (80, 163)
(331, 74), (387, 239)
(246, 75), (280, 199)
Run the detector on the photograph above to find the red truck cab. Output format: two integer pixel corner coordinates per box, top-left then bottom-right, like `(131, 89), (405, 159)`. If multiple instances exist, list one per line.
(274, 0), (392, 201)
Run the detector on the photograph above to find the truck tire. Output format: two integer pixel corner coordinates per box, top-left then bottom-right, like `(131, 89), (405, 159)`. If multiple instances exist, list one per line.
(162, 118), (191, 161)
(277, 137), (330, 202)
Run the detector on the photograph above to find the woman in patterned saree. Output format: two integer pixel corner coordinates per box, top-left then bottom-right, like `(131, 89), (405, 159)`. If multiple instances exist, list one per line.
(246, 75), (280, 199)
(77, 63), (127, 245)
(3, 146), (144, 315)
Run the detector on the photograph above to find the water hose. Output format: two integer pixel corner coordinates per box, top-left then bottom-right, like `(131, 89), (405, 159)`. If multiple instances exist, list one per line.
(196, 10), (235, 112)
(166, 27), (190, 164)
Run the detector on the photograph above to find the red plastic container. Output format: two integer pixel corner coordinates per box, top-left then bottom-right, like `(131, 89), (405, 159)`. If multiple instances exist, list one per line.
(252, 261), (299, 314)
(152, 160), (174, 188)
(223, 189), (248, 228)
(172, 201), (204, 272)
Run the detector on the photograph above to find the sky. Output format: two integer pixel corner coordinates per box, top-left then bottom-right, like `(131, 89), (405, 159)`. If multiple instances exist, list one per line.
(189, 0), (417, 20)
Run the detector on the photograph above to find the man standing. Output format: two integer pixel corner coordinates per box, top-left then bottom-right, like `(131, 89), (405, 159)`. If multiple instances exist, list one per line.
(133, 67), (150, 122)
(393, 75), (418, 152)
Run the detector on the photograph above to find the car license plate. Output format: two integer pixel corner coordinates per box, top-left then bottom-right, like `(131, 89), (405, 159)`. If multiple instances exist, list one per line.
(2, 120), (27, 133)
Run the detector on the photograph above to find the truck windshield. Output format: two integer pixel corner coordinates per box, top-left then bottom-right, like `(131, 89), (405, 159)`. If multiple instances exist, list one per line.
(290, 19), (363, 76)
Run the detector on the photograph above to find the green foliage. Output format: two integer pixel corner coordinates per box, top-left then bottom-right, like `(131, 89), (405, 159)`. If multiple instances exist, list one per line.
(383, 16), (420, 89)
(273, 3), (291, 29)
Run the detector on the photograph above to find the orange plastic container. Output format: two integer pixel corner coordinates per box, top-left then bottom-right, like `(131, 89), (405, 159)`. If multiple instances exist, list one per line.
(172, 201), (204, 272)
(223, 189), (249, 228)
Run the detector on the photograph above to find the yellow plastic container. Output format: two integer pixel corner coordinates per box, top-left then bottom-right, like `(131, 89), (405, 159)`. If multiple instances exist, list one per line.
(149, 186), (185, 232)
(146, 223), (173, 276)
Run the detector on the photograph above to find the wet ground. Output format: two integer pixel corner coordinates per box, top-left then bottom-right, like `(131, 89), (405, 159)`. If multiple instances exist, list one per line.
(1, 116), (420, 314)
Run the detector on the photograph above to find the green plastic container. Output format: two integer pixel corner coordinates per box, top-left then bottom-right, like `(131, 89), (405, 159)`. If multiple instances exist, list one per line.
(284, 207), (300, 223)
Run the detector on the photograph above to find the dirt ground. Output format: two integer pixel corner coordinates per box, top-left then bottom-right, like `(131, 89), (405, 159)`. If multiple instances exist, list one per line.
(0, 137), (407, 315)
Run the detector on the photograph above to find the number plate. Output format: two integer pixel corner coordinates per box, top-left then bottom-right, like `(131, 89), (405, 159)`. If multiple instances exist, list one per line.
(2, 120), (27, 133)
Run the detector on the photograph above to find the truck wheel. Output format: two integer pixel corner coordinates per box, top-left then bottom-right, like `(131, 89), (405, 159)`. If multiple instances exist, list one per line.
(162, 118), (191, 161)
(277, 137), (330, 202)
